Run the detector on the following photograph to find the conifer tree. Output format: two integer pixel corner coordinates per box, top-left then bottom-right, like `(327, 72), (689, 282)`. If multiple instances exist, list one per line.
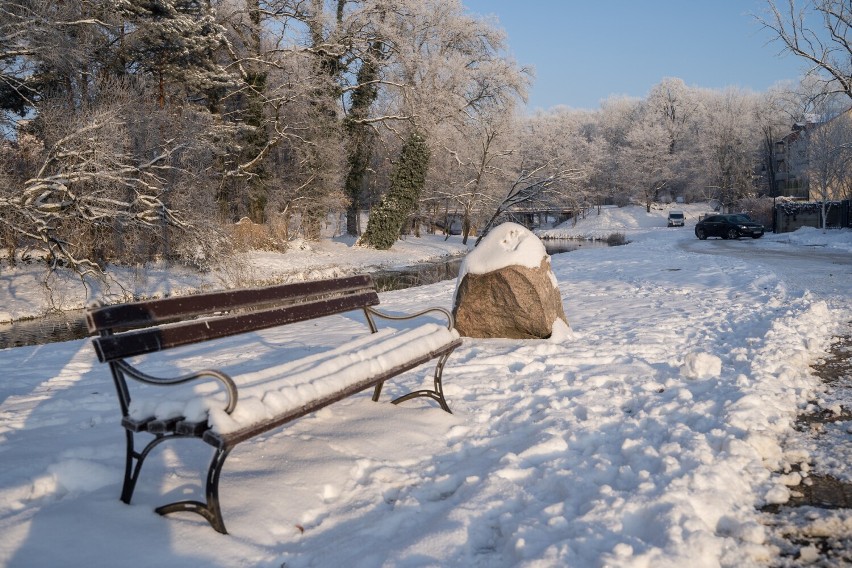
(116, 0), (231, 109)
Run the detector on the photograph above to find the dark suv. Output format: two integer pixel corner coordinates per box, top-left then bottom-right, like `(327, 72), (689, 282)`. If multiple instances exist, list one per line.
(695, 214), (764, 240)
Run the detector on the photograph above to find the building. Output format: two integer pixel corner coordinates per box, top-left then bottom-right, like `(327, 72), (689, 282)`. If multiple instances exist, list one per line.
(773, 108), (852, 201)
(772, 119), (817, 199)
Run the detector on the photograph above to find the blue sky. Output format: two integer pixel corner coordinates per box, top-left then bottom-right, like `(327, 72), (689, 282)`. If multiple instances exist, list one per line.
(462, 0), (808, 111)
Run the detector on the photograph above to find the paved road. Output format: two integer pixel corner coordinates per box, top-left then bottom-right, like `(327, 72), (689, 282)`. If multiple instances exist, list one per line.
(678, 237), (852, 309)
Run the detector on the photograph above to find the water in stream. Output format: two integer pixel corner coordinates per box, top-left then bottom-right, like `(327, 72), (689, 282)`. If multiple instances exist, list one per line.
(0, 239), (602, 348)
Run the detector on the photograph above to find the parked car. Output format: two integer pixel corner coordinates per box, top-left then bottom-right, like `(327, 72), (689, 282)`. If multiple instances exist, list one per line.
(667, 211), (685, 227)
(694, 214), (764, 240)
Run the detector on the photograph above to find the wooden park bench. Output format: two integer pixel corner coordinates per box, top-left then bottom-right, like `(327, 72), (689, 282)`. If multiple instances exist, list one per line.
(86, 274), (462, 534)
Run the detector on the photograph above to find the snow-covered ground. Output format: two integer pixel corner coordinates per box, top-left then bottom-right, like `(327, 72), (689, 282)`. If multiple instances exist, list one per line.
(538, 203), (716, 240)
(1, 205), (851, 567)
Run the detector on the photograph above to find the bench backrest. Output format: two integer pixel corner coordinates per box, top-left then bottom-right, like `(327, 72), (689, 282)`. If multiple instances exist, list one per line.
(87, 275), (379, 362)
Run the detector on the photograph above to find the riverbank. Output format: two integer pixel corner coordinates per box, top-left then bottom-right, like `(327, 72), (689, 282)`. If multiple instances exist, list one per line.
(0, 234), (472, 323)
(7, 204), (850, 324)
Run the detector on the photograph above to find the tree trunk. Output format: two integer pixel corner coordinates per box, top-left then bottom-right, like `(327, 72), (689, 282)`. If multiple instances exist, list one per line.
(345, 127), (372, 235)
(462, 213), (471, 245)
(243, 0), (268, 224)
(344, 33), (383, 236)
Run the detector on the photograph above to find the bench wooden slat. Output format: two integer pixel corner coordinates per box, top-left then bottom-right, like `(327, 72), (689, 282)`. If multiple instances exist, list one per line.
(92, 291), (379, 362)
(87, 274), (375, 333)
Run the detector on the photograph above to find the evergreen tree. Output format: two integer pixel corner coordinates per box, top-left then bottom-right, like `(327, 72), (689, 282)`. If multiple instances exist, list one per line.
(116, 0), (232, 108)
(360, 131), (429, 250)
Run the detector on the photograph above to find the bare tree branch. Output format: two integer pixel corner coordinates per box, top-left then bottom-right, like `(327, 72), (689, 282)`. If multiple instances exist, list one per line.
(475, 163), (585, 246)
(758, 0), (852, 100)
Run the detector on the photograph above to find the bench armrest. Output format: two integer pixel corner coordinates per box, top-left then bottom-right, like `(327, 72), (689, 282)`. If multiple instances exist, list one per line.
(364, 305), (455, 331)
(114, 360), (238, 414)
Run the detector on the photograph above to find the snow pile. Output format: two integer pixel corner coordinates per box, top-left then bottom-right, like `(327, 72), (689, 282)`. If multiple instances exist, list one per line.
(765, 226), (852, 252)
(129, 324), (460, 436)
(680, 352), (722, 379)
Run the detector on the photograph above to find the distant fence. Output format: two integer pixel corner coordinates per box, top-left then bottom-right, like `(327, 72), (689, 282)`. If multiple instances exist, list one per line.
(773, 200), (852, 233)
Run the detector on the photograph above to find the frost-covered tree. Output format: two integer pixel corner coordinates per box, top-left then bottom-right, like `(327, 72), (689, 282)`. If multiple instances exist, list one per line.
(438, 105), (593, 245)
(207, 0), (348, 231)
(592, 96), (642, 204)
(754, 86), (797, 197)
(644, 78), (706, 200)
(512, 109), (594, 217)
(0, 1), (232, 280)
(475, 160), (586, 246)
(343, 37), (383, 235)
(0, 83), (222, 280)
(696, 88), (763, 209)
(116, 0), (232, 109)
(338, 2), (388, 236)
(428, 111), (517, 245)
(646, 78), (702, 155)
(620, 121), (673, 212)
(223, 0), (271, 223)
(0, 0), (120, 126)
(356, 0), (528, 247)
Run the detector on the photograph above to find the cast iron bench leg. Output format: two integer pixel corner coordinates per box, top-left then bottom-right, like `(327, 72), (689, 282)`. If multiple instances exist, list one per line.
(383, 350), (456, 413)
(121, 430), (172, 504)
(155, 446), (232, 534)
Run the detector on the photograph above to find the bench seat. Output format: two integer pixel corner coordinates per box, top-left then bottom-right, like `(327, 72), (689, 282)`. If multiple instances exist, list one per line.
(126, 323), (460, 440)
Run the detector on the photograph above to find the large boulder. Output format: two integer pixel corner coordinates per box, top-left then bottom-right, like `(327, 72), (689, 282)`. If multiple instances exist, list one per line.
(452, 223), (569, 339)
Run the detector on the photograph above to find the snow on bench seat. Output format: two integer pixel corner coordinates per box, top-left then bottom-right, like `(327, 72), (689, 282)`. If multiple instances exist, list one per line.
(127, 323), (460, 436)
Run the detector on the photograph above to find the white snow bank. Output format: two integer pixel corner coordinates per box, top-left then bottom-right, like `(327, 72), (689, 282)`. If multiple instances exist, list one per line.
(0, 234), (472, 322)
(764, 226), (852, 252)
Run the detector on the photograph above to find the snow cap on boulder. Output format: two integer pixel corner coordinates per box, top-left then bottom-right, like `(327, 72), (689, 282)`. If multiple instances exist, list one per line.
(458, 222), (548, 279)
